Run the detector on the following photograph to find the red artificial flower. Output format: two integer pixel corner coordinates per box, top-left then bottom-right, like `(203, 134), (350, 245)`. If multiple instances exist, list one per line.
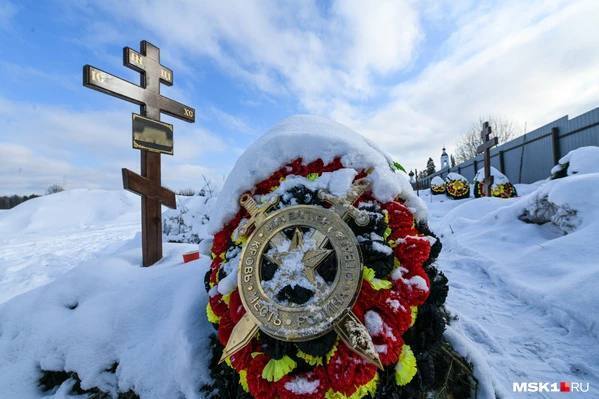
(393, 265), (430, 307)
(306, 159), (324, 174)
(354, 169), (368, 180)
(230, 341), (254, 372)
(209, 293), (228, 318)
(277, 367), (329, 399)
(229, 289), (246, 324)
(326, 343), (377, 396)
(217, 312), (235, 346)
(383, 201), (414, 230)
(287, 159), (302, 175)
(247, 354), (277, 399)
(378, 289), (413, 335)
(393, 236), (431, 272)
(389, 226), (420, 241)
(352, 281), (380, 321)
(212, 229), (230, 257)
(322, 157), (343, 172)
(372, 329), (404, 366)
(354, 289), (411, 366)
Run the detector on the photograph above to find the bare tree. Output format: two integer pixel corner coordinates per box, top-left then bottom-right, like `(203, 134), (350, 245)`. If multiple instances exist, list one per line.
(199, 175), (215, 200)
(46, 184), (64, 195)
(454, 116), (517, 164)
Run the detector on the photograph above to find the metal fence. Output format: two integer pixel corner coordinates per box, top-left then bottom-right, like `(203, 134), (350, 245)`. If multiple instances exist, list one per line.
(416, 106), (599, 189)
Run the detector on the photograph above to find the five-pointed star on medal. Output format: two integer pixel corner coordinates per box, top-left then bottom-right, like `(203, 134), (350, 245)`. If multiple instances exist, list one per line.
(265, 228), (332, 284)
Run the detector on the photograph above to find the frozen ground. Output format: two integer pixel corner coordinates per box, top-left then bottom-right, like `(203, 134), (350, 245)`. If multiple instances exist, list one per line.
(1, 148), (599, 398)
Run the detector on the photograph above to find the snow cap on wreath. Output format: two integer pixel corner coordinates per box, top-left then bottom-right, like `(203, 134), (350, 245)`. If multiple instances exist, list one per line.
(430, 176), (446, 195)
(208, 115), (426, 235)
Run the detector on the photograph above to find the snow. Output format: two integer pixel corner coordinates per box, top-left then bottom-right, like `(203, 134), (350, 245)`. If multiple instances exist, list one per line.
(445, 172), (467, 182)
(163, 194), (214, 243)
(364, 310), (384, 336)
(208, 115), (425, 235)
(0, 189), (214, 398)
(0, 189), (139, 235)
(473, 166), (509, 184)
(283, 376), (320, 394)
(551, 146), (599, 176)
(421, 168), (599, 397)
(431, 176), (445, 186)
(257, 168), (358, 205)
(0, 225), (212, 398)
(0, 189), (140, 304)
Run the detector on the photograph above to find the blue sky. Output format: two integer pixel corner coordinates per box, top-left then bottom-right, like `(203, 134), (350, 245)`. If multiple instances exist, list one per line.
(1, 0), (598, 195)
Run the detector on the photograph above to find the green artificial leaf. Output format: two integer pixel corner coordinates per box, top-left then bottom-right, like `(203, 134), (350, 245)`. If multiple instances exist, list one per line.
(392, 161), (406, 173)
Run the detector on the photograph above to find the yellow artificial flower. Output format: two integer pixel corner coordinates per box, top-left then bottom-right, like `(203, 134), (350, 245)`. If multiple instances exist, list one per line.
(394, 345), (417, 386)
(261, 355), (297, 382)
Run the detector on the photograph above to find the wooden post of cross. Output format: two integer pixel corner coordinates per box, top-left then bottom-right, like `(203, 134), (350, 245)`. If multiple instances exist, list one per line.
(83, 40), (196, 266)
(476, 121), (498, 197)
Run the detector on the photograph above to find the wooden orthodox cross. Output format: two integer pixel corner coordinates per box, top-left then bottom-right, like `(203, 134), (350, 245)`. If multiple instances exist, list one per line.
(476, 121), (498, 197)
(83, 40), (196, 266)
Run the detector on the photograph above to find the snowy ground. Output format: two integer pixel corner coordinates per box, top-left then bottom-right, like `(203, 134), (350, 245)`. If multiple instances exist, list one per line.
(0, 190), (212, 398)
(1, 167), (599, 397)
(0, 190), (140, 304)
(422, 177), (599, 398)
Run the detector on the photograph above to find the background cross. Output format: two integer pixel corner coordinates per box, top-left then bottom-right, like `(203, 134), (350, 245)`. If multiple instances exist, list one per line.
(476, 121), (499, 197)
(83, 40), (195, 266)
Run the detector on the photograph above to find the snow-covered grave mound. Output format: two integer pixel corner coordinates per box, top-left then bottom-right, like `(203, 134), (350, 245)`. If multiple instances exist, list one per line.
(473, 167), (516, 198)
(473, 166), (509, 185)
(0, 190), (141, 305)
(428, 169), (599, 396)
(551, 146), (599, 179)
(430, 175), (446, 195)
(0, 189), (139, 235)
(0, 237), (211, 398)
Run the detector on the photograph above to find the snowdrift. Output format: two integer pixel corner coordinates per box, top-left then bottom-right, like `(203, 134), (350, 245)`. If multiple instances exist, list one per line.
(0, 189), (139, 234)
(0, 238), (211, 399)
(438, 171), (599, 335)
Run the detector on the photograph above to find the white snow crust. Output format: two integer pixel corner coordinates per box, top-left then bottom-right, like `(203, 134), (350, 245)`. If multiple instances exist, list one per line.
(473, 166), (509, 184)
(207, 115), (425, 234)
(431, 176), (445, 186)
(445, 172), (467, 182)
(551, 146), (599, 176)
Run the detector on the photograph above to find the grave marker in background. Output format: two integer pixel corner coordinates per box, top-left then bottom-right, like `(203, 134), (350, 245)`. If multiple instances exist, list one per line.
(477, 121), (498, 197)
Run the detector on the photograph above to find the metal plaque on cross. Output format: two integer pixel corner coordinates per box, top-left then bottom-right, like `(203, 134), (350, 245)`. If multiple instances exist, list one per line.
(476, 121), (498, 197)
(83, 40), (196, 266)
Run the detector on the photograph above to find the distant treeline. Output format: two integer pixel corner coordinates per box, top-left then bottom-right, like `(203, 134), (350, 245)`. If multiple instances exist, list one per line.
(0, 194), (40, 209)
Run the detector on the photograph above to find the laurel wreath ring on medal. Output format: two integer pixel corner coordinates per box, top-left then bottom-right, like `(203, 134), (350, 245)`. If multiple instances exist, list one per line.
(219, 178), (384, 369)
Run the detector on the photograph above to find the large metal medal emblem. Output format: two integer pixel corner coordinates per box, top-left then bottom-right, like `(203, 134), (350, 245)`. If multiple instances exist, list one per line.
(220, 179), (383, 369)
